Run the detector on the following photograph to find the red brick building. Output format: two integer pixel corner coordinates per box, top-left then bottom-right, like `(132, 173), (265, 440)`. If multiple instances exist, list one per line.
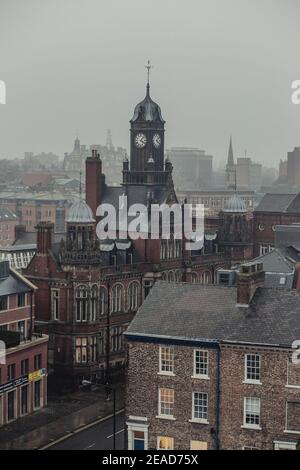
(0, 261), (48, 427)
(253, 192), (300, 257)
(22, 78), (229, 388)
(125, 264), (300, 450)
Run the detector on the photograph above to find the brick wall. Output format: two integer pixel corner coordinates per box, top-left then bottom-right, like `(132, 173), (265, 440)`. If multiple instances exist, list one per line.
(126, 340), (300, 450)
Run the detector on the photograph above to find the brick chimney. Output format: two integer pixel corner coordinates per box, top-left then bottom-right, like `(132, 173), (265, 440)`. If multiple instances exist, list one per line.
(36, 222), (54, 255)
(86, 150), (103, 219)
(236, 262), (265, 307)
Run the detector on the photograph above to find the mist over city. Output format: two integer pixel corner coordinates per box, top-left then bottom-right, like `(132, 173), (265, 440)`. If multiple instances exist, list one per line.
(0, 0), (300, 457)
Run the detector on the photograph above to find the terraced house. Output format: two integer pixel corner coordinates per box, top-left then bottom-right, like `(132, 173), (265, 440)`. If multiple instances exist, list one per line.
(125, 263), (300, 450)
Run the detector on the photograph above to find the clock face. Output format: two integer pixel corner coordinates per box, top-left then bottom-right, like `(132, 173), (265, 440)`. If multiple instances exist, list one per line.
(153, 133), (161, 148)
(135, 133), (147, 149)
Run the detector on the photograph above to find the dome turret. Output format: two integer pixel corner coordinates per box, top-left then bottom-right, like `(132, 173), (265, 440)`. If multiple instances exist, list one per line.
(224, 193), (247, 213)
(66, 199), (95, 224)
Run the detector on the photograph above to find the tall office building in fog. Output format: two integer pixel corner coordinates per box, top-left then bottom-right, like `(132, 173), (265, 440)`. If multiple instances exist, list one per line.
(166, 147), (213, 190)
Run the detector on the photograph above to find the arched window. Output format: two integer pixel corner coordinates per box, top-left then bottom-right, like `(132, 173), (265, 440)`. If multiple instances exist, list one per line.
(111, 284), (123, 313)
(175, 240), (181, 258)
(128, 282), (140, 311)
(191, 272), (198, 284)
(175, 270), (182, 282)
(75, 286), (88, 322)
(168, 271), (175, 282)
(99, 286), (107, 316)
(90, 285), (98, 321)
(200, 271), (211, 285)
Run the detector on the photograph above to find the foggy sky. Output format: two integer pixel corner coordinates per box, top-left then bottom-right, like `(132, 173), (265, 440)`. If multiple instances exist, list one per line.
(1, 0), (300, 167)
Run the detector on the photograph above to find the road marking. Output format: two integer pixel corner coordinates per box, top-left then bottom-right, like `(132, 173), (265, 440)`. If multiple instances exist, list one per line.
(39, 409), (124, 450)
(85, 443), (96, 449)
(106, 428), (125, 439)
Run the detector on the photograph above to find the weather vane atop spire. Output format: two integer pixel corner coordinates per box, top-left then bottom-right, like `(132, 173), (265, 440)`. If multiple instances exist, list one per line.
(145, 60), (153, 88)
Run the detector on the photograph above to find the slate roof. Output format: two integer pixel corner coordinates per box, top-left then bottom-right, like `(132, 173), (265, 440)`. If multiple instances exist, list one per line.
(0, 208), (17, 221)
(255, 192), (300, 213)
(0, 269), (33, 295)
(242, 248), (294, 273)
(126, 281), (300, 347)
(102, 184), (170, 208)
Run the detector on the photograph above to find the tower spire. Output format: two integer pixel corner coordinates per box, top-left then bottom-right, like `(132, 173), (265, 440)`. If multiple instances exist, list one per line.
(145, 60), (153, 94)
(227, 136), (234, 166)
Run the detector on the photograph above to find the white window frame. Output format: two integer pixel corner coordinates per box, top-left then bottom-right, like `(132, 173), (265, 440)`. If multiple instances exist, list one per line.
(158, 346), (175, 376)
(242, 397), (261, 430)
(190, 391), (209, 424)
(193, 349), (209, 379)
(244, 354), (261, 385)
(157, 388), (175, 420)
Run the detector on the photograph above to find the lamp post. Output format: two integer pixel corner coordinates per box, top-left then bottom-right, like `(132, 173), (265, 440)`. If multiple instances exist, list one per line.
(105, 383), (116, 450)
(81, 379), (117, 450)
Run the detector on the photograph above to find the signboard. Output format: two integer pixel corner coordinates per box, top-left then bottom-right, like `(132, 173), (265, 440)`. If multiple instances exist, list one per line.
(0, 376), (28, 394)
(28, 368), (46, 383)
(0, 368), (47, 394)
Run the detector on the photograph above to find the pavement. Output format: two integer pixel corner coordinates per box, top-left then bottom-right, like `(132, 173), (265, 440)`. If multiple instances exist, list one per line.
(0, 383), (125, 450)
(45, 412), (125, 450)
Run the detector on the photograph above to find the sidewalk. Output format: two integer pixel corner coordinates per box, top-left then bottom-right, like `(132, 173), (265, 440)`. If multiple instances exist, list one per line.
(0, 383), (125, 450)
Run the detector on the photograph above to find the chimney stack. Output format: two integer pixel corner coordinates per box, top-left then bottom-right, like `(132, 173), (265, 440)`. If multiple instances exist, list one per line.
(86, 151), (102, 219)
(236, 262), (265, 307)
(36, 222), (54, 255)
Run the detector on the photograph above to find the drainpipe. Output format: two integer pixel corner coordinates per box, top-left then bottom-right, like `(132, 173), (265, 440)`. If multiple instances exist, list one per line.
(105, 282), (111, 383)
(29, 290), (33, 341)
(214, 345), (221, 449)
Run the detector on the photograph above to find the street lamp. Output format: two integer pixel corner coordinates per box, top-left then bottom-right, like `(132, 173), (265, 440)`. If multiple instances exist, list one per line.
(81, 379), (117, 449)
(105, 383), (116, 451)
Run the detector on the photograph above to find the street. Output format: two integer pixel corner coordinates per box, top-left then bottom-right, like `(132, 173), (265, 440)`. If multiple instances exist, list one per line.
(47, 412), (125, 450)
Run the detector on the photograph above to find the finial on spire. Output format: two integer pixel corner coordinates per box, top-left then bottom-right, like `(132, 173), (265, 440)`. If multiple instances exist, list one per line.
(145, 60), (153, 92)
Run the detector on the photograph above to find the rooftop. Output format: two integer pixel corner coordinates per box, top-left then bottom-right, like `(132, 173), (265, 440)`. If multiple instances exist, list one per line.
(255, 192), (300, 213)
(126, 281), (300, 347)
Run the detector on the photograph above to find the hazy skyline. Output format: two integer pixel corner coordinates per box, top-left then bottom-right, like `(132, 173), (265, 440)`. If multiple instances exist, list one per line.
(1, 0), (300, 167)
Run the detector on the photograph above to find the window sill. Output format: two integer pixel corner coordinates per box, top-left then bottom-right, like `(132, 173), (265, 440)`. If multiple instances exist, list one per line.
(189, 419), (209, 425)
(283, 429), (300, 435)
(285, 384), (300, 389)
(243, 380), (262, 385)
(156, 415), (176, 421)
(157, 372), (175, 377)
(191, 375), (209, 380)
(241, 425), (262, 431)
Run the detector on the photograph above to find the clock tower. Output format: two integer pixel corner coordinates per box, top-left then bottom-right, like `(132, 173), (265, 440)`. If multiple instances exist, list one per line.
(123, 61), (171, 186)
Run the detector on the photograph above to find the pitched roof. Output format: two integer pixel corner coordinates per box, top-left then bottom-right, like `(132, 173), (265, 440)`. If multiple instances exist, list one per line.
(102, 184), (170, 208)
(242, 248), (294, 273)
(126, 281), (300, 347)
(255, 192), (300, 213)
(0, 208), (18, 221)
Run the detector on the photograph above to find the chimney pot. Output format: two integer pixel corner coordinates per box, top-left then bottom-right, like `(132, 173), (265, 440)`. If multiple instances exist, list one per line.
(237, 262), (265, 307)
